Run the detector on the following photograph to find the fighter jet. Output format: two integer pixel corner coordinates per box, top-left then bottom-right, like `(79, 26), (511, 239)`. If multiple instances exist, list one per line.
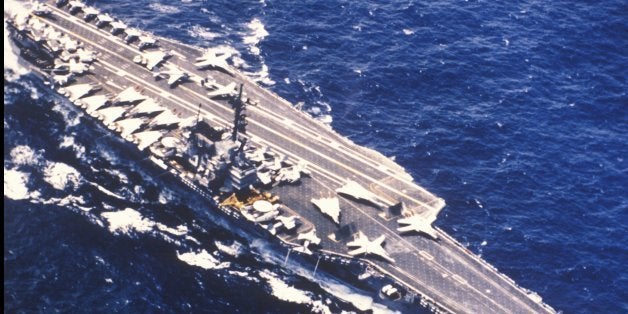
(311, 197), (341, 224)
(298, 229), (321, 246)
(195, 50), (232, 74)
(95, 14), (114, 27)
(123, 28), (141, 43)
(110, 21), (127, 34)
(275, 215), (298, 231)
(346, 231), (395, 263)
(58, 83), (100, 102)
(68, 1), (85, 14)
(32, 3), (52, 16)
(55, 59), (90, 75)
(52, 73), (74, 86)
(206, 81), (237, 99)
(82, 7), (99, 21)
(336, 180), (386, 208)
(43, 27), (62, 41)
(58, 35), (81, 52)
(60, 48), (97, 63)
(138, 35), (157, 50)
(154, 68), (189, 87)
(397, 213), (439, 240)
(133, 51), (169, 70)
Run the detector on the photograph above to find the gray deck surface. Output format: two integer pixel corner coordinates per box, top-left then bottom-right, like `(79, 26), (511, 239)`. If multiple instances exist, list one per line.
(18, 3), (557, 313)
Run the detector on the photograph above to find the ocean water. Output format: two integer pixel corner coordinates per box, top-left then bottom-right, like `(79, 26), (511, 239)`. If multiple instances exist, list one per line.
(4, 0), (627, 313)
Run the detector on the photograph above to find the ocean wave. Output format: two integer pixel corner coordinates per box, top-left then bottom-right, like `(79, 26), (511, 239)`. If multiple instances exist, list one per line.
(243, 18), (269, 56)
(10, 145), (41, 166)
(239, 18), (277, 86)
(259, 270), (313, 304)
(176, 249), (230, 270)
(215, 240), (243, 257)
(3, 0), (31, 80)
(4, 168), (37, 200)
(188, 25), (220, 41)
(249, 239), (395, 313)
(156, 223), (189, 237)
(51, 102), (82, 127)
(148, 3), (180, 14)
(101, 207), (155, 235)
(402, 28), (414, 36)
(243, 63), (276, 86)
(59, 135), (86, 159)
(88, 181), (126, 201)
(43, 162), (82, 190)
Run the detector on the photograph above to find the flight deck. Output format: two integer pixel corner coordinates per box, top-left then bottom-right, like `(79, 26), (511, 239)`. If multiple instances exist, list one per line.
(6, 2), (556, 313)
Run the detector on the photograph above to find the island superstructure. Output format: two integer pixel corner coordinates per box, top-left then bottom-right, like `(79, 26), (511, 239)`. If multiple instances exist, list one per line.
(5, 1), (556, 313)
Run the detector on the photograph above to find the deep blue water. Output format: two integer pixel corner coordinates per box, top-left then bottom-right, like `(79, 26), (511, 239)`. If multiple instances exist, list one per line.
(4, 0), (627, 313)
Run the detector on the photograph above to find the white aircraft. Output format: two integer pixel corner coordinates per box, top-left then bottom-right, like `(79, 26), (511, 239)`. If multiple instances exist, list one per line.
(133, 51), (169, 70)
(346, 231), (395, 263)
(43, 27), (61, 41)
(68, 59), (90, 74)
(311, 197), (341, 224)
(275, 167), (300, 184)
(32, 3), (51, 16)
(124, 28), (141, 43)
(68, 1), (85, 13)
(95, 14), (114, 27)
(195, 50), (231, 73)
(55, 59), (90, 75)
(275, 215), (298, 231)
(82, 7), (99, 20)
(76, 49), (97, 63)
(294, 229), (321, 255)
(397, 213), (439, 240)
(59, 83), (100, 102)
(58, 35), (81, 52)
(206, 81), (237, 99)
(154, 68), (189, 87)
(297, 229), (321, 246)
(110, 21), (127, 34)
(52, 73), (74, 86)
(138, 36), (157, 50)
(336, 180), (385, 208)
(199, 75), (218, 90)
(60, 48), (97, 63)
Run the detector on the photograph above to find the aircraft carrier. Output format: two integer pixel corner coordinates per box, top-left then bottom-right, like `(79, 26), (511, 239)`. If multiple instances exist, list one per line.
(6, 1), (557, 313)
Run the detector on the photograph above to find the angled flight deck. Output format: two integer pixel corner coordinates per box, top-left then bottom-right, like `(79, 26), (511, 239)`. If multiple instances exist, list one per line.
(6, 2), (556, 313)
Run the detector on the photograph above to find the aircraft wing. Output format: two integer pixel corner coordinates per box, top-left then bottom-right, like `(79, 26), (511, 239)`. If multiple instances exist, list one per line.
(53, 74), (73, 86)
(371, 247), (395, 263)
(397, 215), (439, 240)
(144, 51), (167, 70)
(207, 82), (236, 98)
(297, 229), (321, 245)
(372, 235), (386, 246)
(346, 231), (367, 248)
(166, 72), (186, 86)
(347, 247), (367, 256)
(369, 235), (395, 261)
(195, 52), (231, 72)
(82, 7), (99, 17)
